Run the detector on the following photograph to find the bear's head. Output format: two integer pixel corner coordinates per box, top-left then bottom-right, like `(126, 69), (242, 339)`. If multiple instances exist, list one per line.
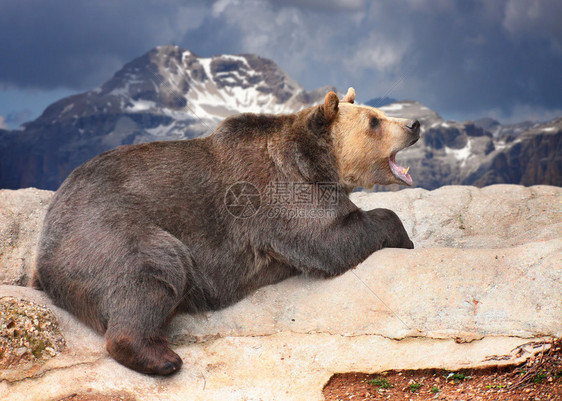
(324, 88), (420, 189)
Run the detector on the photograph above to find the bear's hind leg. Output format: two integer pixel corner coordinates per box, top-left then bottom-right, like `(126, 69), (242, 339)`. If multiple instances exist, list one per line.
(103, 229), (193, 375)
(104, 277), (184, 375)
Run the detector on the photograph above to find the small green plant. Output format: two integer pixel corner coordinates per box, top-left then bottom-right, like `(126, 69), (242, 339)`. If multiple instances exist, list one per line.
(533, 371), (547, 383)
(485, 384), (507, 389)
(458, 214), (465, 229)
(367, 377), (393, 389)
(430, 386), (440, 393)
(409, 383), (422, 393)
(446, 372), (471, 383)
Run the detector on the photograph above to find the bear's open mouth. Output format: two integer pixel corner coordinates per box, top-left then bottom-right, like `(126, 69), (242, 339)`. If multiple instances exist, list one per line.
(389, 153), (413, 186)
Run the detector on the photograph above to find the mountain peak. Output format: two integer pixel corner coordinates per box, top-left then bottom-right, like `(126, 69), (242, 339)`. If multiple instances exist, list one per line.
(35, 45), (329, 130)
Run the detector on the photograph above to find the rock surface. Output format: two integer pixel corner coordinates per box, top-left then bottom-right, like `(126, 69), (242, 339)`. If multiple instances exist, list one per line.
(1, 184), (561, 401)
(0, 188), (52, 286)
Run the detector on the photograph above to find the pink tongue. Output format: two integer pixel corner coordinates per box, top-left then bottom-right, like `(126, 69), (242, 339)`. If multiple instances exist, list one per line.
(389, 154), (413, 185)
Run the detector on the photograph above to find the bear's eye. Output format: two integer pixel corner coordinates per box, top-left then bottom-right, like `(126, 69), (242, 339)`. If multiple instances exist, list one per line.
(370, 117), (380, 130)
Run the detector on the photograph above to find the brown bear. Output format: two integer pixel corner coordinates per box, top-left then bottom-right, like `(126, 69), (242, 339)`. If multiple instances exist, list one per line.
(33, 88), (420, 375)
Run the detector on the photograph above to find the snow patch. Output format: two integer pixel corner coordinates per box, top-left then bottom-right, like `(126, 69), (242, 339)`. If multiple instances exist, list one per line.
(220, 54), (251, 69)
(61, 103), (74, 115)
(445, 140), (472, 167)
(495, 141), (507, 151)
(182, 50), (192, 62)
(126, 100), (156, 112)
(199, 58), (213, 84)
(380, 103), (404, 111)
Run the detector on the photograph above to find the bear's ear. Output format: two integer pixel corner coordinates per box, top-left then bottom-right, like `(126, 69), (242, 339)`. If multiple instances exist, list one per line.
(324, 91), (339, 122)
(342, 87), (356, 104)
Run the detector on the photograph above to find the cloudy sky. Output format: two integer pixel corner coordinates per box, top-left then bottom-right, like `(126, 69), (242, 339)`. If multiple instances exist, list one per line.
(1, 0), (561, 129)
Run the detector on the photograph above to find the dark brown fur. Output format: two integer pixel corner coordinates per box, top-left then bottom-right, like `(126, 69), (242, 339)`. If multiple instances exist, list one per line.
(34, 91), (418, 375)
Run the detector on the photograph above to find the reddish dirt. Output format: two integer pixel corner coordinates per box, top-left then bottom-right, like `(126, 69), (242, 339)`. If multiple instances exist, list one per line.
(58, 393), (135, 401)
(323, 339), (562, 401)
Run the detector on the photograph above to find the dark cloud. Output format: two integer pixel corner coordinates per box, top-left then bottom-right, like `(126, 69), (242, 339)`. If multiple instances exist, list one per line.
(269, 0), (366, 12)
(200, 0), (562, 121)
(0, 0), (561, 122)
(398, 0), (562, 119)
(0, 0), (207, 90)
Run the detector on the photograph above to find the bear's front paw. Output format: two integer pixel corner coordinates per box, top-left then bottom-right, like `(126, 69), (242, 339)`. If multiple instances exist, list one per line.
(388, 228), (414, 250)
(368, 208), (414, 250)
(402, 236), (414, 249)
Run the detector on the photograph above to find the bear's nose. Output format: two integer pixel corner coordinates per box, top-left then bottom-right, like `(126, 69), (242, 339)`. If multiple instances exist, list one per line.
(406, 120), (420, 134)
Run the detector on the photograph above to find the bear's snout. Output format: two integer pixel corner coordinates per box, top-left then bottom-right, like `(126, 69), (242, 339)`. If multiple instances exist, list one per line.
(405, 119), (421, 145)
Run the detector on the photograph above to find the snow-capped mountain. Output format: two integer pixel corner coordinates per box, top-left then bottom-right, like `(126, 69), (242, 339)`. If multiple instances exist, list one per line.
(32, 45), (333, 141)
(0, 45), (560, 190)
(0, 45), (334, 189)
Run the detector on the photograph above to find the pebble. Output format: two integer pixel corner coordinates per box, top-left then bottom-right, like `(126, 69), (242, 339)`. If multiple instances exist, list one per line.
(14, 347), (28, 357)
